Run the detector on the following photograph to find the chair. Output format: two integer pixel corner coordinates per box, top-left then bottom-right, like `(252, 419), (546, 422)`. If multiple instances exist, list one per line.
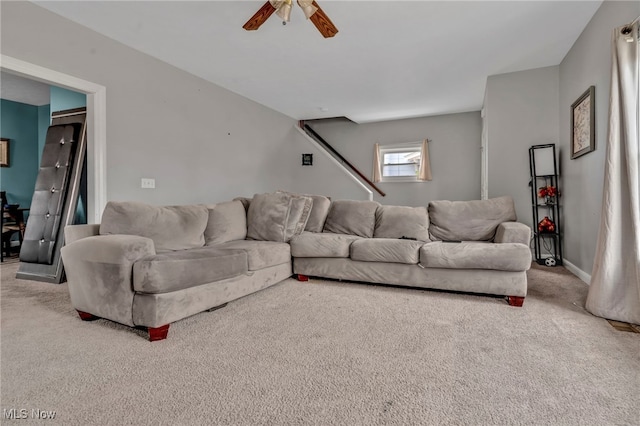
(1, 191), (23, 262)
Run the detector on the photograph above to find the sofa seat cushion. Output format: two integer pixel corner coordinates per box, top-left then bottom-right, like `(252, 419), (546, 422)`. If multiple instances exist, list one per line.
(290, 232), (362, 258)
(100, 201), (209, 251)
(133, 247), (248, 294)
(323, 199), (380, 238)
(214, 240), (291, 271)
(374, 205), (430, 242)
(350, 238), (424, 264)
(428, 196), (517, 242)
(419, 241), (531, 271)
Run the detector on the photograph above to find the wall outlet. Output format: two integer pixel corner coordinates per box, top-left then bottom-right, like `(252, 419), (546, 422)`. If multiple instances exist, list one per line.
(141, 178), (155, 189)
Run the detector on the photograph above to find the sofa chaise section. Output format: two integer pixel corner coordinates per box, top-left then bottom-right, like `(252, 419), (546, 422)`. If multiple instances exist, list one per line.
(61, 197), (306, 341)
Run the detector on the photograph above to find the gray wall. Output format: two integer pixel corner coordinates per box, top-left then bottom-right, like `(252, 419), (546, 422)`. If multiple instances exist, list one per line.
(302, 112), (482, 206)
(0, 3), (481, 212)
(484, 66), (560, 230)
(483, 1), (639, 278)
(4, 2), (636, 281)
(558, 0), (640, 277)
(1, 1), (296, 207)
(287, 129), (374, 201)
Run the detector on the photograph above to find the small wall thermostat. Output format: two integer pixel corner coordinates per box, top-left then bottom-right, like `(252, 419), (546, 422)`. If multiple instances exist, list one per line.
(302, 153), (313, 166)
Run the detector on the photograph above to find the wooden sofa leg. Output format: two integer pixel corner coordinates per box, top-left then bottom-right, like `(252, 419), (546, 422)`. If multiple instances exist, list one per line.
(507, 296), (525, 307)
(77, 310), (99, 321)
(148, 324), (170, 342)
(296, 274), (309, 282)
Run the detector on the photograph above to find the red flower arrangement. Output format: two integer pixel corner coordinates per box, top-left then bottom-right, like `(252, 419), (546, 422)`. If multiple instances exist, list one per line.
(538, 216), (556, 233)
(538, 185), (558, 199)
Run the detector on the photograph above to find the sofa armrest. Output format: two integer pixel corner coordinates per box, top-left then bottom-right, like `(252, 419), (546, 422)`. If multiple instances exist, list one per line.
(61, 235), (156, 327)
(64, 224), (101, 245)
(494, 222), (531, 245)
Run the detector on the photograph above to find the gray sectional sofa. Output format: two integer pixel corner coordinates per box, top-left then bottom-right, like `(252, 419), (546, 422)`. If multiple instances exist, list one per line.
(61, 192), (531, 341)
(292, 197), (531, 304)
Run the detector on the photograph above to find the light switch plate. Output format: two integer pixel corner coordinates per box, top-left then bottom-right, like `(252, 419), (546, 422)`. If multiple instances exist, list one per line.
(141, 178), (155, 189)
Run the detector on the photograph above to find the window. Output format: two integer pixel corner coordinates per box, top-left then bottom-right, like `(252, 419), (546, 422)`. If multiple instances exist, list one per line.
(379, 144), (422, 182)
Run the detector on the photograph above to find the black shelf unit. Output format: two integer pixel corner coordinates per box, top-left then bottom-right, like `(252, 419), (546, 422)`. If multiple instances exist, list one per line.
(528, 144), (563, 266)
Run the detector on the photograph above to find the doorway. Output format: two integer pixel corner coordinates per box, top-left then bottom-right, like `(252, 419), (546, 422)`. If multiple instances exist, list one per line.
(0, 54), (107, 223)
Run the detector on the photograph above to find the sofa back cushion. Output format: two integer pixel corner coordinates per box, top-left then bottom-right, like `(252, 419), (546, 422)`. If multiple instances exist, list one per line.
(428, 196), (517, 241)
(233, 196), (252, 213)
(204, 200), (247, 245)
(373, 205), (430, 241)
(323, 200), (379, 238)
(247, 192), (312, 243)
(100, 201), (208, 251)
(304, 194), (331, 233)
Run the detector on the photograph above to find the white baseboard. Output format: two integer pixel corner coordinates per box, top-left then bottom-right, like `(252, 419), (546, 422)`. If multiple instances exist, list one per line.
(563, 259), (591, 285)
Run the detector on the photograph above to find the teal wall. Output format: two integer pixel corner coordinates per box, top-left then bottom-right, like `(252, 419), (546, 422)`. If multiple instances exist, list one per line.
(0, 99), (40, 208)
(37, 104), (50, 165)
(42, 86), (86, 162)
(50, 86), (86, 114)
(0, 86), (86, 225)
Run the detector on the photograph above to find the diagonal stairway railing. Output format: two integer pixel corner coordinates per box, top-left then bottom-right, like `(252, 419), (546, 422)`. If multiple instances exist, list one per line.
(299, 121), (386, 197)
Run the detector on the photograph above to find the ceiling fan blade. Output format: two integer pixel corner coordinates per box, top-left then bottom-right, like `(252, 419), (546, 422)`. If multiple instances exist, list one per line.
(243, 1), (277, 31)
(308, 1), (338, 38)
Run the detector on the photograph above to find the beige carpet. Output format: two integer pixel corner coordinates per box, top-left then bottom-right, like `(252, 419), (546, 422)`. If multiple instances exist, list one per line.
(1, 262), (638, 425)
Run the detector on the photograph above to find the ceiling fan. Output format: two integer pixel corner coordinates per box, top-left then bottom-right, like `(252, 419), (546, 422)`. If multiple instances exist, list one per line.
(243, 0), (339, 38)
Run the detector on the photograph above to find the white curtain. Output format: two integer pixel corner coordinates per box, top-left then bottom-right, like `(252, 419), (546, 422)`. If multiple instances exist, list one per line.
(418, 139), (432, 181)
(586, 22), (640, 325)
(372, 143), (382, 183)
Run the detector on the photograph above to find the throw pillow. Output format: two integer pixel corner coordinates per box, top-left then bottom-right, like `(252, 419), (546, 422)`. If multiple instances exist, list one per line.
(247, 192), (312, 243)
(275, 191), (331, 233)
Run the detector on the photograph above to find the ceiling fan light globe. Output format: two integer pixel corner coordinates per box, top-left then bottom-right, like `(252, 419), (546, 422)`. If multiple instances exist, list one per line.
(276, 3), (292, 22)
(298, 0), (318, 19)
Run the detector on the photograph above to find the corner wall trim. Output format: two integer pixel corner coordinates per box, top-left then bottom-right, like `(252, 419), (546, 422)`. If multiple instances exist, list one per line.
(1, 54), (107, 224)
(563, 259), (591, 285)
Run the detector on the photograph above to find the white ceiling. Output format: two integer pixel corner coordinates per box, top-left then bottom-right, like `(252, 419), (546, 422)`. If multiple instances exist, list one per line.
(33, 1), (602, 123)
(1, 71), (51, 106)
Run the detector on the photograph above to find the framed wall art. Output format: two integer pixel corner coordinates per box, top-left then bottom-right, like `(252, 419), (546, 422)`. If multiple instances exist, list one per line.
(0, 138), (9, 167)
(302, 153), (313, 166)
(570, 86), (595, 159)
